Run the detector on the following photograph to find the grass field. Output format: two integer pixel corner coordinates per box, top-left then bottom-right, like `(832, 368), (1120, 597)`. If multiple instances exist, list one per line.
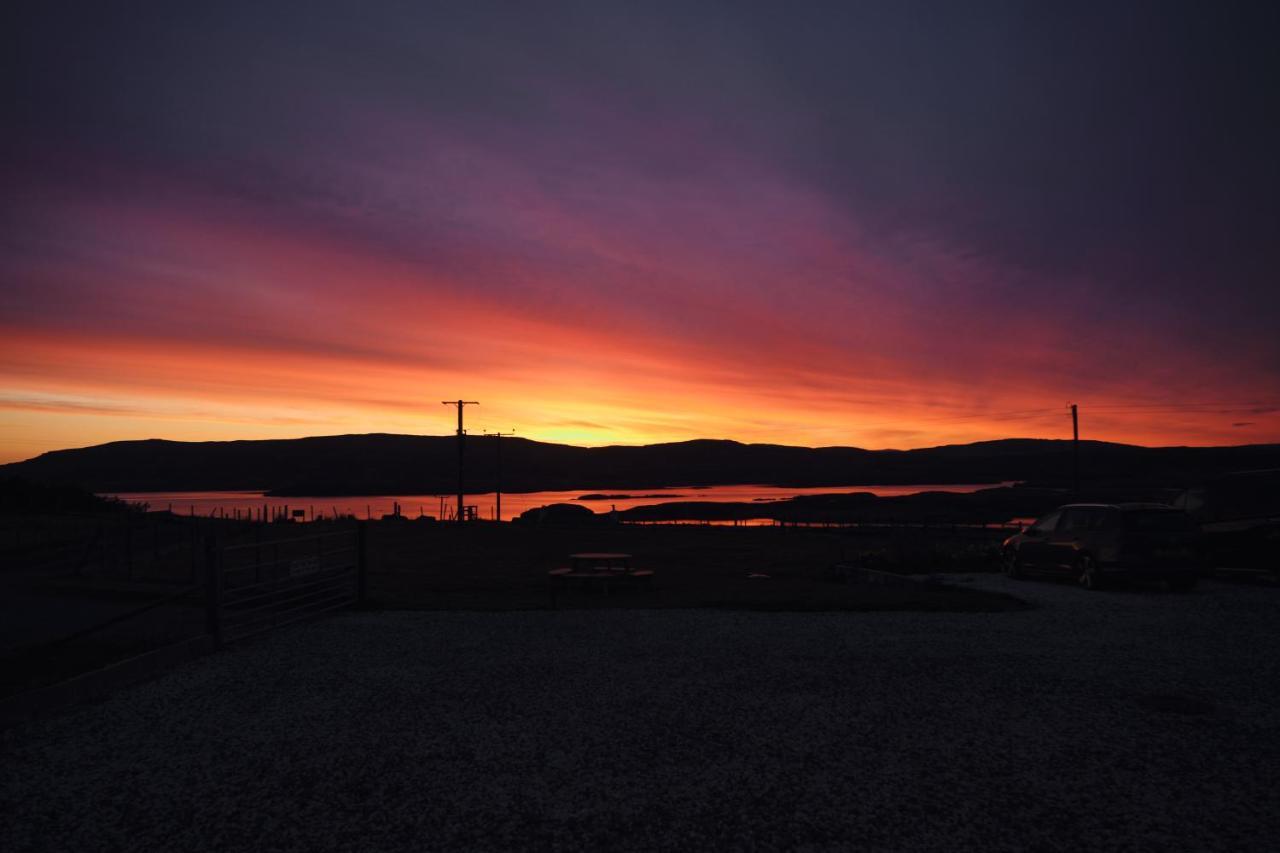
(363, 521), (1024, 611)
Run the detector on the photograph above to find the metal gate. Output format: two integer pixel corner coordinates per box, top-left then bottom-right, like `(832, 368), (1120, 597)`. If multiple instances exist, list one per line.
(207, 524), (365, 645)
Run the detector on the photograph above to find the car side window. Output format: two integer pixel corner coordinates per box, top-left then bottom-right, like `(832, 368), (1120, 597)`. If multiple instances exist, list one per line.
(1029, 510), (1061, 535)
(1089, 509), (1119, 531)
(1059, 509), (1090, 535)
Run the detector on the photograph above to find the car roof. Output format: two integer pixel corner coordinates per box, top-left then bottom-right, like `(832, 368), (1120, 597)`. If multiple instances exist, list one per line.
(1058, 502), (1177, 512)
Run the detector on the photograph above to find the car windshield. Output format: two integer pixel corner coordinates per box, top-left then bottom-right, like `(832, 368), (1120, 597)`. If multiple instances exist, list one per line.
(1123, 510), (1194, 531)
(1027, 510), (1060, 534)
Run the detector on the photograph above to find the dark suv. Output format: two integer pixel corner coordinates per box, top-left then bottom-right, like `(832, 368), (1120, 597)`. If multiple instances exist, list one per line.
(1002, 503), (1201, 591)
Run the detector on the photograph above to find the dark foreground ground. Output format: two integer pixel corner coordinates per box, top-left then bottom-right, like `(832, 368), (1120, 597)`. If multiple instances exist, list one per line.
(4, 576), (1279, 852)
(1, 520), (1022, 696)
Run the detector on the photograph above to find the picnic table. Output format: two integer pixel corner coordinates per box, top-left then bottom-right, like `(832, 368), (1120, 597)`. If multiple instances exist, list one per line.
(569, 552), (632, 571)
(548, 552), (654, 598)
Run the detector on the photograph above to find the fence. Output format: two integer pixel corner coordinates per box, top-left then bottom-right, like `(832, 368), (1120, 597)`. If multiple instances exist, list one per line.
(1, 520), (367, 721)
(207, 523), (366, 646)
(0, 512), (282, 587)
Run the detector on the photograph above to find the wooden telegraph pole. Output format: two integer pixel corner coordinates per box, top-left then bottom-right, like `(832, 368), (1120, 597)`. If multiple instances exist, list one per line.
(442, 400), (479, 523)
(1069, 403), (1080, 497)
(484, 430), (516, 522)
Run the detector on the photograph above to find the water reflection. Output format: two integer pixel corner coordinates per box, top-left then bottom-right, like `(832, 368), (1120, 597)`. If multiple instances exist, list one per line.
(107, 482), (1010, 522)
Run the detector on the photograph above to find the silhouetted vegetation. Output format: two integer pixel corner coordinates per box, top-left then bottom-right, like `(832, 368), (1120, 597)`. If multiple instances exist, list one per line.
(0, 476), (132, 516)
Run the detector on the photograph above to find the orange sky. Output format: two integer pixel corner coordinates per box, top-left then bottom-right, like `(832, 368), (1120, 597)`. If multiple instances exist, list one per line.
(3, 181), (1277, 464)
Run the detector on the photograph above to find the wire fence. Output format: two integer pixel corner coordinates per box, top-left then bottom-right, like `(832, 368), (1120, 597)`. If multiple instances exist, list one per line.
(1, 518), (367, 701)
(212, 525), (365, 645)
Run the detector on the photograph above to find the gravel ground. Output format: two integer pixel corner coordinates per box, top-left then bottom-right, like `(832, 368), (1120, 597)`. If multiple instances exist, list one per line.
(4, 577), (1280, 852)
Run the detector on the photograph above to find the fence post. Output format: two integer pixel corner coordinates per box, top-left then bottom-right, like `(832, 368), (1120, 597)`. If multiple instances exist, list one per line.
(204, 536), (223, 648)
(124, 514), (133, 579)
(356, 521), (368, 607)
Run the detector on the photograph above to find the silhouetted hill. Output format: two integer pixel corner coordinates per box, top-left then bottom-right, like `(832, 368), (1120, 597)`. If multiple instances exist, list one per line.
(3, 434), (1278, 495)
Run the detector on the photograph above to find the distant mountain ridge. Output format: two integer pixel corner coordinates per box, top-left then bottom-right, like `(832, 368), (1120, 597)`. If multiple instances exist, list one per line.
(3, 434), (1278, 494)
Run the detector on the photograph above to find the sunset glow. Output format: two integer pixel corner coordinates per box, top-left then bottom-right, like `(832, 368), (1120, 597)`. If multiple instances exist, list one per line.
(5, 3), (1278, 463)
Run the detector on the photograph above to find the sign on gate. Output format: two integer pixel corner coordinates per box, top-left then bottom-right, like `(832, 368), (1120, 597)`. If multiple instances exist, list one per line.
(207, 524), (365, 645)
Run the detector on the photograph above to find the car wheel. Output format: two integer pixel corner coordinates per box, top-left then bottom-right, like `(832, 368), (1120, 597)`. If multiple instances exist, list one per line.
(1003, 549), (1023, 579)
(1166, 576), (1197, 593)
(1077, 554), (1104, 591)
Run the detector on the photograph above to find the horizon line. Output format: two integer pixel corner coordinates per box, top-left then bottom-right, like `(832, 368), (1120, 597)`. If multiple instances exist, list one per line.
(6, 430), (1280, 467)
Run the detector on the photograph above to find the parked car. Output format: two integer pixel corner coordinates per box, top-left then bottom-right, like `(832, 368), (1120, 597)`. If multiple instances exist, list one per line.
(1002, 503), (1201, 591)
(1174, 469), (1280, 578)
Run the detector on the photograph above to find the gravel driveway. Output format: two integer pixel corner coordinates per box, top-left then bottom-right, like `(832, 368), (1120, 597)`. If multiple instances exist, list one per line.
(4, 577), (1279, 851)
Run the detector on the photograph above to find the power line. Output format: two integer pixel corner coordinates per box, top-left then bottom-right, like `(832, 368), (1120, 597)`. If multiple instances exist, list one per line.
(895, 401), (1280, 424)
(831, 397), (1280, 440)
(1085, 401), (1280, 412)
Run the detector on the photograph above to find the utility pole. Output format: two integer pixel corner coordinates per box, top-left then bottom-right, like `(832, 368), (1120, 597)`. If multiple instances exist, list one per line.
(1069, 403), (1080, 497)
(484, 430), (516, 522)
(442, 400), (479, 523)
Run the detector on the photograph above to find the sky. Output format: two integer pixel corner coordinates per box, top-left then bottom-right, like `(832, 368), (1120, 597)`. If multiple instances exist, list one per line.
(3, 1), (1279, 463)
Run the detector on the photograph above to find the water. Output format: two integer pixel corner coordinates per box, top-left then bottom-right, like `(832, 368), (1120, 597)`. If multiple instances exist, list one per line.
(108, 482), (1010, 522)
